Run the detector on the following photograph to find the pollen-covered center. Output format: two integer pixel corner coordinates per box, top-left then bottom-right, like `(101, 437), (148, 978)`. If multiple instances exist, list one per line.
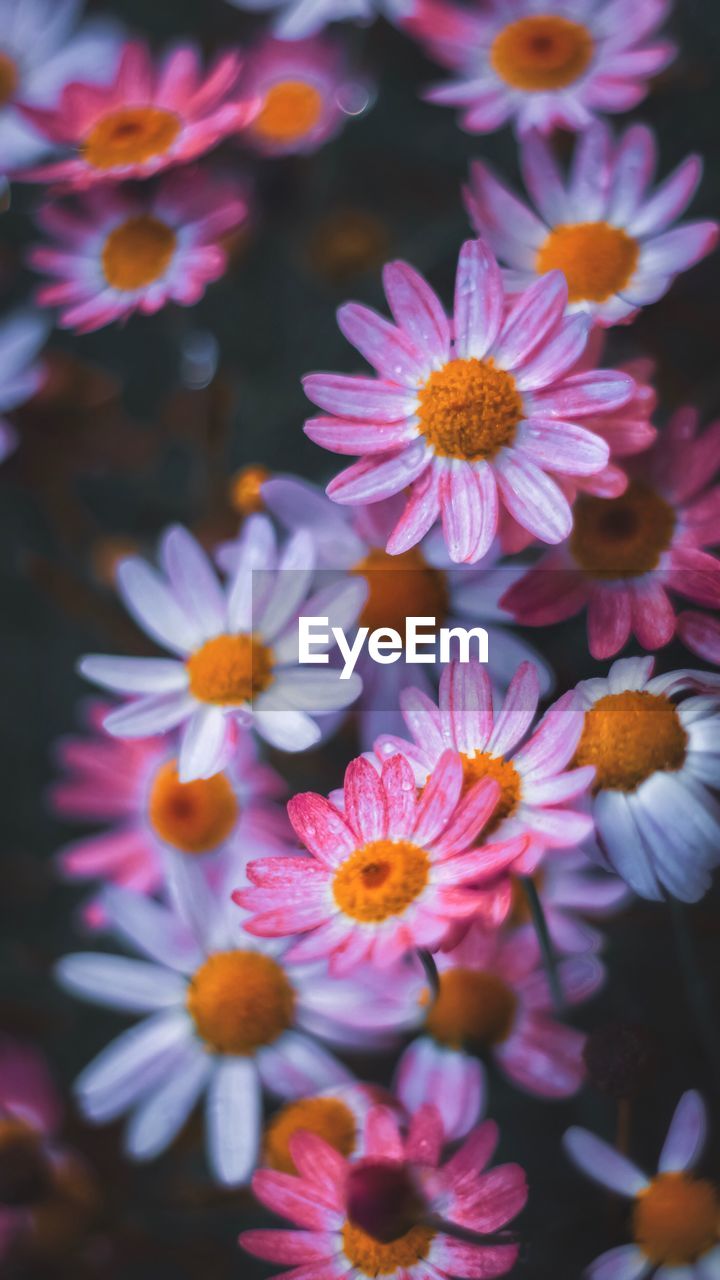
(148, 760), (238, 854)
(83, 106), (182, 170)
(0, 53), (19, 106)
(332, 839), (430, 923)
(633, 1173), (719, 1266)
(353, 547), (449, 633)
(569, 482), (676, 579)
(461, 751), (521, 834)
(537, 222), (640, 304)
(254, 79), (324, 143)
(187, 950), (295, 1055)
(264, 1097), (357, 1174)
(187, 633), (274, 705)
(574, 691), (688, 793)
(490, 15), (594, 91)
(230, 464), (270, 516)
(426, 967), (518, 1049)
(102, 215), (177, 291)
(417, 357), (523, 461)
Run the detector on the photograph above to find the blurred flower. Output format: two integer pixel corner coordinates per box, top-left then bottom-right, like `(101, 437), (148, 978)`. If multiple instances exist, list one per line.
(0, 309), (49, 461)
(30, 169), (249, 332)
(230, 463), (271, 516)
(466, 123), (717, 327)
(241, 1103), (526, 1279)
(263, 1083), (396, 1173)
(305, 208), (390, 283)
(564, 1090), (719, 1277)
(79, 519), (365, 780)
(573, 657), (720, 901)
(235, 749), (528, 970)
(56, 869), (414, 1186)
(226, 0), (414, 42)
(304, 239), (635, 562)
(408, 0), (675, 137)
(510, 849), (631, 956)
(18, 41), (258, 188)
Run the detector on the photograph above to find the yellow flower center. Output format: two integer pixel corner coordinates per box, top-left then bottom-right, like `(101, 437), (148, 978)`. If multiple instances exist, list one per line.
(102, 215), (177, 291)
(574, 691), (688, 793)
(490, 15), (594, 91)
(417, 358), (523, 461)
(352, 546), (449, 634)
(342, 1221), (435, 1274)
(83, 106), (182, 170)
(633, 1173), (719, 1266)
(425, 967), (518, 1049)
(187, 950), (295, 1055)
(230, 464), (270, 516)
(0, 52), (19, 106)
(147, 760), (238, 854)
(187, 633), (274, 706)
(264, 1097), (357, 1174)
(253, 79), (324, 144)
(569, 482), (676, 579)
(332, 839), (429, 923)
(461, 751), (521, 834)
(536, 222), (640, 304)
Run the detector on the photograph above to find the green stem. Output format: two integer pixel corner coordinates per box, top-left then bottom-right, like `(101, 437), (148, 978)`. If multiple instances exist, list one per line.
(521, 875), (565, 1015)
(417, 948), (440, 1003)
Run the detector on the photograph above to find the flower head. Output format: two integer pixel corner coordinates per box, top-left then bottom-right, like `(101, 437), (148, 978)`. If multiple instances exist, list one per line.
(0, 309), (49, 462)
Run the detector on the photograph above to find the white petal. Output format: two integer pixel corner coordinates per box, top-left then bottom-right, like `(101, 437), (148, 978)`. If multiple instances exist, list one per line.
(254, 703), (321, 752)
(117, 558), (202, 655)
(100, 886), (201, 974)
(272, 668), (362, 713)
(256, 529), (316, 640)
(206, 1057), (261, 1185)
(125, 1043), (211, 1160)
(563, 1127), (647, 1196)
(658, 1090), (707, 1172)
(586, 1245), (652, 1280)
(74, 1011), (191, 1121)
(103, 692), (195, 738)
(56, 953), (186, 1013)
(160, 525), (227, 639)
(78, 655), (188, 695)
(178, 705), (229, 782)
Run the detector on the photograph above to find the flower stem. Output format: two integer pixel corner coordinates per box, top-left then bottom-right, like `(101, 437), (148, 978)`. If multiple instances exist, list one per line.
(520, 875), (565, 1015)
(668, 895), (720, 1077)
(417, 949), (440, 1003)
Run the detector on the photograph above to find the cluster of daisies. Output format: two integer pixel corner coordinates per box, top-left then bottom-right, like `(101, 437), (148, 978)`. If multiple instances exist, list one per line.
(2, 0), (720, 1278)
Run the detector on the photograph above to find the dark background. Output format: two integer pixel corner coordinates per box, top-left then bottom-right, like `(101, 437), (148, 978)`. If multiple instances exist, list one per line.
(1, 0), (719, 1275)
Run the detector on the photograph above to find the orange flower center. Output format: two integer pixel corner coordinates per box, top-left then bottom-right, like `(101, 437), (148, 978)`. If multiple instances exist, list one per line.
(0, 52), (19, 106)
(574, 691), (688, 793)
(187, 633), (274, 706)
(633, 1173), (719, 1266)
(83, 106), (182, 170)
(332, 839), (429, 923)
(147, 760), (238, 854)
(417, 358), (523, 461)
(537, 222), (640, 304)
(253, 79), (324, 143)
(461, 751), (521, 834)
(264, 1096), (357, 1174)
(425, 967), (518, 1049)
(490, 15), (594, 91)
(352, 546), (449, 633)
(230, 464), (270, 516)
(342, 1221), (435, 1274)
(102, 215), (177, 291)
(569, 482), (676, 579)
(187, 950), (295, 1055)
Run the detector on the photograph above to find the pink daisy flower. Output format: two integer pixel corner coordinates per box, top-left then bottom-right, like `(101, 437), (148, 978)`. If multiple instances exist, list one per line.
(372, 660), (594, 873)
(396, 923), (604, 1119)
(29, 170), (249, 333)
(304, 238), (635, 563)
(241, 1103), (527, 1280)
(564, 1090), (719, 1278)
(235, 749), (530, 971)
(502, 406), (720, 660)
(0, 308), (49, 462)
(407, 0), (676, 137)
(466, 122), (718, 328)
(17, 40), (258, 189)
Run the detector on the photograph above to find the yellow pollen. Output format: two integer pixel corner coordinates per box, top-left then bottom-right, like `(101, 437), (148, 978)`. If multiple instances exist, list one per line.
(0, 52), (19, 106)
(537, 222), (640, 304)
(342, 1221), (435, 1274)
(574, 690), (688, 793)
(102, 215), (176, 291)
(83, 106), (182, 170)
(633, 1173), (719, 1266)
(187, 633), (274, 706)
(490, 15), (594, 91)
(425, 968), (518, 1049)
(264, 1097), (357, 1174)
(417, 358), (523, 461)
(569, 482), (676, 579)
(461, 751), (521, 834)
(254, 79), (324, 144)
(147, 760), (238, 854)
(187, 950), (295, 1055)
(230, 464), (270, 516)
(332, 839), (429, 923)
(352, 547), (449, 634)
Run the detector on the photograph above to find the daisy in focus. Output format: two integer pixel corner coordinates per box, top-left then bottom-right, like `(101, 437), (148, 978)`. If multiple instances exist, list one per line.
(30, 170), (249, 333)
(408, 0), (676, 137)
(262, 1083), (399, 1173)
(0, 309), (49, 461)
(466, 123), (718, 327)
(79, 519), (365, 780)
(236, 749), (530, 970)
(17, 40), (258, 189)
(225, 0), (414, 42)
(241, 1103), (527, 1280)
(503, 405), (720, 659)
(564, 1090), (719, 1278)
(572, 657), (720, 902)
(304, 238), (635, 562)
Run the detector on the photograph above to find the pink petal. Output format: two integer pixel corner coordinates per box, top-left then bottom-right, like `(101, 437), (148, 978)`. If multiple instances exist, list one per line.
(630, 583), (676, 649)
(239, 1229), (335, 1264)
(444, 1120), (499, 1183)
(677, 610), (720, 663)
(587, 587), (633, 659)
(447, 1163), (528, 1232)
(488, 661), (540, 757)
(453, 239), (504, 362)
(441, 661), (493, 755)
(382, 260), (451, 368)
(250, 1169), (342, 1229)
(432, 777), (502, 857)
(493, 271), (568, 371)
(287, 794), (356, 866)
(630, 154), (703, 237)
(337, 302), (428, 387)
(430, 1236), (520, 1278)
(327, 442), (431, 505)
(382, 753), (418, 836)
(640, 221), (719, 275)
(363, 1105), (404, 1159)
(440, 462), (498, 564)
(514, 314), (591, 391)
(530, 370), (635, 418)
(386, 464), (441, 554)
(413, 749), (463, 844)
(494, 452), (573, 544)
(344, 755), (388, 843)
(303, 373), (416, 422)
(305, 416), (418, 455)
(518, 420), (609, 476)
